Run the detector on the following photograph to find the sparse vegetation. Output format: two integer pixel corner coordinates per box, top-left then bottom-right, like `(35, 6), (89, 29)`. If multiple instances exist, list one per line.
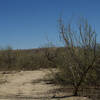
(0, 47), (54, 71)
(0, 18), (99, 99)
(44, 17), (100, 98)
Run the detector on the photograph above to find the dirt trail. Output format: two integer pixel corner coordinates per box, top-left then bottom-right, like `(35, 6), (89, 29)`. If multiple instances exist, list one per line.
(0, 69), (58, 99)
(0, 69), (91, 100)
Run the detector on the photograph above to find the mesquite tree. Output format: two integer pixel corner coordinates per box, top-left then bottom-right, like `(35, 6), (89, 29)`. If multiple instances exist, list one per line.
(58, 17), (97, 96)
(45, 17), (97, 96)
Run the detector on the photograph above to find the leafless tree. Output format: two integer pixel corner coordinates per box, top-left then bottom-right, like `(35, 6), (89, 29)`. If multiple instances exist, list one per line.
(45, 17), (97, 96)
(58, 17), (97, 96)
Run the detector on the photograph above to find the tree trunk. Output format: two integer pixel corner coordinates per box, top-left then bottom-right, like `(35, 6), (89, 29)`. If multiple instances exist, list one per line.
(73, 86), (79, 96)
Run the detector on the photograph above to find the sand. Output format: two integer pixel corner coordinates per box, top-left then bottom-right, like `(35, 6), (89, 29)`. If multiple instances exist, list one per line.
(0, 69), (91, 100)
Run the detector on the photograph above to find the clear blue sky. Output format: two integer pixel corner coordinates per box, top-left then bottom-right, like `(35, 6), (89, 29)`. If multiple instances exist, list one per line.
(0, 0), (100, 49)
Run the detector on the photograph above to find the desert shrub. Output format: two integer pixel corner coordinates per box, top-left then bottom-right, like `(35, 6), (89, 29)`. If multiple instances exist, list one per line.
(44, 17), (100, 97)
(0, 46), (55, 70)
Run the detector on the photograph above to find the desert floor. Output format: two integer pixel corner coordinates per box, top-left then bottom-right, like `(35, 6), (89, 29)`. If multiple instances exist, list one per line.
(0, 69), (91, 100)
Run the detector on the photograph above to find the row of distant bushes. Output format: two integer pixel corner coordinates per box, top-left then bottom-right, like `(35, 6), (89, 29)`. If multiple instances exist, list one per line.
(0, 46), (55, 71)
(0, 46), (100, 72)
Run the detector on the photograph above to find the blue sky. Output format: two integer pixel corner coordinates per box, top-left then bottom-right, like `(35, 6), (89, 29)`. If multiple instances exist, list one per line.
(0, 0), (100, 49)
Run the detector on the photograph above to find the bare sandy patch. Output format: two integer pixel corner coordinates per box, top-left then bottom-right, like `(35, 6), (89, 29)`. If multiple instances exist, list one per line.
(0, 69), (91, 100)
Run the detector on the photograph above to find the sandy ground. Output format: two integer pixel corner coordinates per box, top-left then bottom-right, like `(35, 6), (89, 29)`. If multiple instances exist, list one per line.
(0, 69), (91, 100)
